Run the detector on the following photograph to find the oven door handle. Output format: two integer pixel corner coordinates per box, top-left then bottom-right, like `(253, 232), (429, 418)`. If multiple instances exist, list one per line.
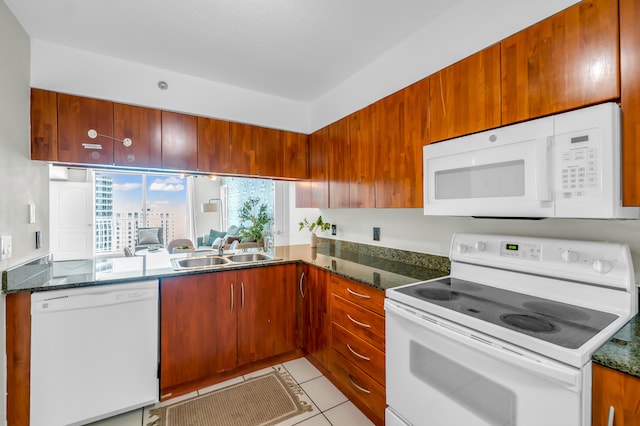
(385, 300), (581, 391)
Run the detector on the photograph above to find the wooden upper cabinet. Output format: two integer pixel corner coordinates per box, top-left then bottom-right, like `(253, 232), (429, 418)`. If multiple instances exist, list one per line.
(620, 0), (640, 206)
(197, 116), (230, 174)
(283, 132), (309, 179)
(296, 126), (329, 208)
(113, 103), (161, 168)
(161, 111), (197, 171)
(329, 117), (350, 208)
(375, 77), (429, 208)
(229, 122), (258, 175)
(501, 0), (619, 125)
(30, 88), (58, 161)
(255, 126), (284, 178)
(57, 94), (114, 165)
(429, 44), (501, 142)
(349, 105), (376, 208)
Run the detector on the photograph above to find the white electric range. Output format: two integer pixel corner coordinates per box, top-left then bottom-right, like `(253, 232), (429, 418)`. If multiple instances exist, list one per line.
(385, 233), (636, 426)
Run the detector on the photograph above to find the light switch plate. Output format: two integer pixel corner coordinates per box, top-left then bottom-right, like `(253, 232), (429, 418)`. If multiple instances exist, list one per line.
(1, 235), (12, 260)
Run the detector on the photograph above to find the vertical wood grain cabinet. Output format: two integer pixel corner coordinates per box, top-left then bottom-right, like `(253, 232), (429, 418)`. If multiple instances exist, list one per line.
(592, 363), (640, 425)
(161, 111), (197, 171)
(30, 88), (58, 162)
(283, 131), (309, 179)
(113, 103), (162, 168)
(349, 105), (376, 208)
(501, 0), (619, 125)
(160, 265), (297, 398)
(300, 265), (331, 370)
(328, 117), (350, 208)
(296, 126), (330, 208)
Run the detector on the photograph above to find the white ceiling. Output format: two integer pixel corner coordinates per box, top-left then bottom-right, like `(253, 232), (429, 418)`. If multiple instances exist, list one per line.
(5, 0), (462, 102)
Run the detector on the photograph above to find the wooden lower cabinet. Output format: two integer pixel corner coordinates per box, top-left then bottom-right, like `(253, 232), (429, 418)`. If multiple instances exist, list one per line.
(592, 363), (640, 425)
(160, 264), (297, 398)
(300, 264), (331, 369)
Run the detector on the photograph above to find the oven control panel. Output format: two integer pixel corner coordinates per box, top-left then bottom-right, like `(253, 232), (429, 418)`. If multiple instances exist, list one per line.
(450, 233), (634, 290)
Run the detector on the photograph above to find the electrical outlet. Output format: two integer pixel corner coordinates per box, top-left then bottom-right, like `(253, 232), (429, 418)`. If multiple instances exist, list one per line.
(1, 235), (12, 260)
(331, 224), (337, 236)
(373, 227), (380, 241)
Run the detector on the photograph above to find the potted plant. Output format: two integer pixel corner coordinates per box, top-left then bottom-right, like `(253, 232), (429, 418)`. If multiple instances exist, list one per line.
(238, 197), (271, 246)
(298, 216), (330, 247)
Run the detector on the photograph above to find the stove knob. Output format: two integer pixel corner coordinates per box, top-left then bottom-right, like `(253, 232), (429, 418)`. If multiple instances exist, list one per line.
(474, 241), (487, 252)
(456, 244), (468, 254)
(561, 250), (579, 263)
(593, 259), (613, 274)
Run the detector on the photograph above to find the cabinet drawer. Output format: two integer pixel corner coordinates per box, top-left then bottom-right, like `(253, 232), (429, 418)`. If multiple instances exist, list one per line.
(331, 349), (385, 423)
(332, 322), (384, 386)
(332, 295), (385, 351)
(330, 275), (384, 315)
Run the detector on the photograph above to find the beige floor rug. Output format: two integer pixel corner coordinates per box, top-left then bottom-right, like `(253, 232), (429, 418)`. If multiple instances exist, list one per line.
(147, 368), (313, 426)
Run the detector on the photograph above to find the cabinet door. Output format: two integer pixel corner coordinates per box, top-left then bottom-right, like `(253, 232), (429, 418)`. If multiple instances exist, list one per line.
(113, 103), (161, 168)
(501, 0), (619, 125)
(160, 273), (237, 394)
(283, 131), (309, 179)
(349, 105), (376, 208)
(161, 111), (197, 171)
(30, 88), (58, 161)
(198, 116), (230, 174)
(237, 265), (297, 366)
(256, 126), (284, 178)
(375, 78), (429, 208)
(57, 94), (114, 165)
(302, 266), (330, 369)
(296, 126), (329, 208)
(620, 0), (640, 206)
(229, 122), (259, 175)
(429, 44), (501, 142)
(592, 363), (640, 426)
(329, 117), (350, 208)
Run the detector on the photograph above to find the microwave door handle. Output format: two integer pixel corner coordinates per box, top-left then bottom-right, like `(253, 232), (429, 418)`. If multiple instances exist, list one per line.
(536, 136), (553, 202)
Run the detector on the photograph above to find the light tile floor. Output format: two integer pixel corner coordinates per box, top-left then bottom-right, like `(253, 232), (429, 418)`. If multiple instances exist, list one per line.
(89, 357), (374, 426)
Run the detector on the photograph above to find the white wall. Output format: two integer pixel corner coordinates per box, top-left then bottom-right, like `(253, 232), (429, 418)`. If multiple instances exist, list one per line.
(0, 2), (49, 424)
(30, 40), (310, 133)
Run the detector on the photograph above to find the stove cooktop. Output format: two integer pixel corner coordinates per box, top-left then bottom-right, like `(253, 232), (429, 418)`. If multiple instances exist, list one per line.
(394, 277), (618, 349)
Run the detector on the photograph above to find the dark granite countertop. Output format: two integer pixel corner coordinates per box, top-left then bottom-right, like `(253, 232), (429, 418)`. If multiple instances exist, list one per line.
(2, 242), (450, 294)
(592, 315), (640, 378)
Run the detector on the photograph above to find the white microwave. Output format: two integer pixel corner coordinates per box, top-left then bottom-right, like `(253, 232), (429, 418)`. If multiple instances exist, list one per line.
(423, 103), (639, 219)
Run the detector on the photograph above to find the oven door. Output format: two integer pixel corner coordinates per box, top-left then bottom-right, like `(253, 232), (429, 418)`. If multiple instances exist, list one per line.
(423, 115), (554, 218)
(385, 300), (588, 426)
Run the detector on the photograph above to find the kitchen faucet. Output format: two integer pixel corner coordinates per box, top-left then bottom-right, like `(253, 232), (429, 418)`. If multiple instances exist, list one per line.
(218, 240), (225, 256)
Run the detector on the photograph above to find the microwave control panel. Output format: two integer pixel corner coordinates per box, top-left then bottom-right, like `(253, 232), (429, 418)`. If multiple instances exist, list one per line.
(558, 129), (599, 200)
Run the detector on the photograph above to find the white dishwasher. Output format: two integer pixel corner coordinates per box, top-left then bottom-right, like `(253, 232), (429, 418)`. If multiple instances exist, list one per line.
(30, 280), (159, 426)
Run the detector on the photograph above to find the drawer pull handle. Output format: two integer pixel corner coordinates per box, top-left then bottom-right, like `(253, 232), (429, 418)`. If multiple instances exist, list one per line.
(348, 375), (371, 394)
(82, 143), (102, 150)
(347, 314), (371, 328)
(347, 344), (370, 361)
(347, 288), (371, 299)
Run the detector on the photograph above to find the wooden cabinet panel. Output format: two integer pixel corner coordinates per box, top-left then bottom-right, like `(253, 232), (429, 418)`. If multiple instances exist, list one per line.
(429, 44), (501, 142)
(349, 105), (376, 208)
(620, 0), (640, 206)
(6, 292), (31, 426)
(113, 103), (161, 168)
(332, 322), (385, 386)
(330, 275), (384, 315)
(301, 265), (330, 369)
(160, 273), (237, 393)
(329, 117), (350, 208)
(375, 78), (429, 208)
(592, 363), (640, 426)
(296, 126), (329, 208)
(255, 126), (284, 177)
(331, 349), (385, 425)
(57, 94), (114, 165)
(237, 264), (297, 366)
(331, 294), (385, 351)
(283, 131), (309, 179)
(30, 88), (58, 161)
(197, 116), (230, 174)
(501, 0), (619, 125)
(161, 111), (197, 171)
(229, 122), (258, 175)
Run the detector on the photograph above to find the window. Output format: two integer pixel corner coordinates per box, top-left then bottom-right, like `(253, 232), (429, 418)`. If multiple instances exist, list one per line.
(95, 172), (191, 254)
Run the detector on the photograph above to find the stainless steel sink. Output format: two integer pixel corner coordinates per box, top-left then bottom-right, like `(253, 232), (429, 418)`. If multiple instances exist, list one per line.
(224, 253), (275, 263)
(171, 256), (231, 270)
